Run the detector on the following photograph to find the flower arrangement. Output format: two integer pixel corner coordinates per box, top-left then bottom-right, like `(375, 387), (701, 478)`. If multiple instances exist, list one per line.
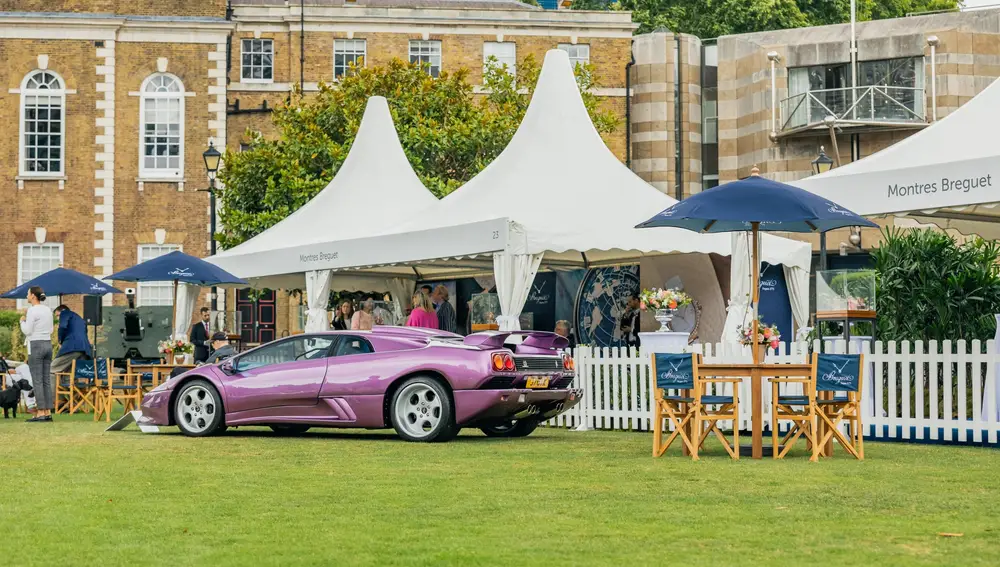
(158, 335), (193, 356)
(737, 317), (781, 349)
(638, 288), (692, 312)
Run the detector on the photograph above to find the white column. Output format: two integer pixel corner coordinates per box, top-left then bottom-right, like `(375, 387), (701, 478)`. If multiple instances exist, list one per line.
(95, 40), (116, 305)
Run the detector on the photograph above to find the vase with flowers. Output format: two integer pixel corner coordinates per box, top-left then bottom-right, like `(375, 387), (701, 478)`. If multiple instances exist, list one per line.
(737, 317), (781, 361)
(638, 288), (692, 332)
(158, 335), (194, 364)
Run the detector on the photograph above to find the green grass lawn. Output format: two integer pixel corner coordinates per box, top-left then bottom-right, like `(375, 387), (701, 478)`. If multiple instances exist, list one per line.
(2, 414), (998, 566)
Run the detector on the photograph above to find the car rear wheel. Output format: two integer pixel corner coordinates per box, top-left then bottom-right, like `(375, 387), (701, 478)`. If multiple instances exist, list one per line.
(270, 424), (311, 435)
(390, 377), (457, 442)
(174, 379), (224, 437)
(480, 419), (539, 438)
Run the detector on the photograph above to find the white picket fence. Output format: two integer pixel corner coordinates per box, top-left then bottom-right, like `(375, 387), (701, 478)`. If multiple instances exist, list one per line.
(547, 340), (1000, 446)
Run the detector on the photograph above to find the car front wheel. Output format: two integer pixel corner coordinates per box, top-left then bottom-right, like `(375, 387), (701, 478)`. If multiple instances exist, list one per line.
(174, 379), (225, 437)
(480, 419), (539, 438)
(390, 377), (457, 442)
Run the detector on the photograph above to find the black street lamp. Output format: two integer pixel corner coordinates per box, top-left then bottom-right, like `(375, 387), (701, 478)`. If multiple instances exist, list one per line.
(812, 146), (836, 274)
(811, 145), (835, 175)
(201, 141), (222, 311)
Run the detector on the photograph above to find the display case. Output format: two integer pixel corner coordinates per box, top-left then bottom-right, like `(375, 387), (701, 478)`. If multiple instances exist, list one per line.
(469, 293), (501, 332)
(816, 269), (876, 315)
(815, 269), (876, 347)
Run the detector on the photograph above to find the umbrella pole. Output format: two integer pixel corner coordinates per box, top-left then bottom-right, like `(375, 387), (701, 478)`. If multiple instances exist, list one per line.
(751, 222), (760, 365)
(171, 280), (178, 340)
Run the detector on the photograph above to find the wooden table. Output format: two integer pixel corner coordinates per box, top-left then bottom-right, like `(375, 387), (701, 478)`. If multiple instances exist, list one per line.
(697, 363), (814, 459)
(131, 364), (196, 389)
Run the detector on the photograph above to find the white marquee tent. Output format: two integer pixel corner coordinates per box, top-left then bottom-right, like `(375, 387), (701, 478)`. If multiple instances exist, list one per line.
(792, 76), (1000, 238)
(210, 50), (812, 336)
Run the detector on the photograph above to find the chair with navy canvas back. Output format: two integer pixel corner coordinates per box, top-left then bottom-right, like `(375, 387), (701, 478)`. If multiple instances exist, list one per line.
(770, 352), (865, 461)
(651, 353), (741, 460)
(96, 363), (141, 422)
(815, 353), (865, 460)
(54, 363), (74, 414)
(68, 359), (108, 414)
(128, 358), (161, 394)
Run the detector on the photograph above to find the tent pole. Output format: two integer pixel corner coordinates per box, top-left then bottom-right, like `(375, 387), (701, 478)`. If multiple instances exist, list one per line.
(751, 222), (760, 365)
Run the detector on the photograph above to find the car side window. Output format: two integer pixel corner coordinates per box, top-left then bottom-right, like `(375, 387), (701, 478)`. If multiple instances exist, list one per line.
(333, 335), (374, 357)
(235, 336), (335, 372)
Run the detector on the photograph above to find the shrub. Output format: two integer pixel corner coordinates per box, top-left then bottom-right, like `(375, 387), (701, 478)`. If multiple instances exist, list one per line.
(872, 228), (1000, 342)
(0, 310), (21, 329)
(0, 327), (11, 357)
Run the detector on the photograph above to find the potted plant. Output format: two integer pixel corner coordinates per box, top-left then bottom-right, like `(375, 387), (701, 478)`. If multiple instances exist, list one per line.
(638, 288), (692, 332)
(737, 317), (781, 361)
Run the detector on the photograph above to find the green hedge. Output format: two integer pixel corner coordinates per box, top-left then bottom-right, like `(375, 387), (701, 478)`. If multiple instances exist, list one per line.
(0, 310), (21, 329)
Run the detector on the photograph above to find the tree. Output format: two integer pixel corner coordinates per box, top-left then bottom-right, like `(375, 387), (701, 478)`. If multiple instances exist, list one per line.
(601, 0), (960, 37)
(216, 56), (619, 249)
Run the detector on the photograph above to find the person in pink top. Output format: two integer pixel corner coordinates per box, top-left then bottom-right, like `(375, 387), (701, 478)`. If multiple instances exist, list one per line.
(406, 291), (439, 329)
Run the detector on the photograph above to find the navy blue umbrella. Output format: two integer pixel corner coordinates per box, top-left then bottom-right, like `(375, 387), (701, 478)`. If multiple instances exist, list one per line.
(106, 250), (247, 331)
(636, 170), (878, 364)
(635, 173), (878, 233)
(1, 267), (123, 299)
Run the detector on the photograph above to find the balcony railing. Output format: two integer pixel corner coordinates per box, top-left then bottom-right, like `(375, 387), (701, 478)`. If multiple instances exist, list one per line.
(779, 86), (926, 133)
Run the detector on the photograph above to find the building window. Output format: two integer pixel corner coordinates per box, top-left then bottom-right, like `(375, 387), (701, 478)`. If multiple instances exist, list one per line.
(137, 244), (181, 306)
(701, 44), (719, 193)
(17, 243), (63, 309)
(140, 74), (184, 179)
(334, 39), (367, 79)
(241, 39), (274, 82)
(20, 70), (65, 177)
(483, 42), (516, 79)
(409, 40), (442, 78)
(558, 44), (590, 69)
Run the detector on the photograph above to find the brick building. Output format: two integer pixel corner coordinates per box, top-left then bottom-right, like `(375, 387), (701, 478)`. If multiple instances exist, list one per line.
(0, 0), (634, 340)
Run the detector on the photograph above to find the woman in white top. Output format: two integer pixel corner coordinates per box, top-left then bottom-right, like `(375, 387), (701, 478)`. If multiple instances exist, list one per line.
(20, 286), (54, 422)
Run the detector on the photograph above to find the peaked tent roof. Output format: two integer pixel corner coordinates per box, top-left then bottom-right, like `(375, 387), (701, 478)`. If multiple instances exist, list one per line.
(208, 96), (439, 287)
(389, 49), (809, 270)
(792, 76), (1000, 233)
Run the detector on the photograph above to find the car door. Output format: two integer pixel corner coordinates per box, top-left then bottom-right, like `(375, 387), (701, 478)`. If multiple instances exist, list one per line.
(318, 335), (386, 396)
(224, 335), (336, 413)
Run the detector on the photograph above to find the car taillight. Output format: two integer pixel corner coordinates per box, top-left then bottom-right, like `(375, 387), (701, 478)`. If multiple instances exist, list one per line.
(492, 352), (515, 372)
(563, 355), (574, 371)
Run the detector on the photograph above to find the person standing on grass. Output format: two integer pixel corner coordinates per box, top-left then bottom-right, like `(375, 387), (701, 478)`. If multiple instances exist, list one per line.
(20, 286), (53, 422)
(52, 305), (92, 374)
(190, 307), (212, 363)
(432, 285), (457, 334)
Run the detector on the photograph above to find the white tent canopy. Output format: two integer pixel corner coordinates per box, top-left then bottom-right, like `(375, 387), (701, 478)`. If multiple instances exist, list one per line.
(209, 95), (439, 290)
(792, 76), (1000, 235)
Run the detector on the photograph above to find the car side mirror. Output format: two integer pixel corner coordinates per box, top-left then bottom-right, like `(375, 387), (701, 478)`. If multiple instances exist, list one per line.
(220, 360), (236, 375)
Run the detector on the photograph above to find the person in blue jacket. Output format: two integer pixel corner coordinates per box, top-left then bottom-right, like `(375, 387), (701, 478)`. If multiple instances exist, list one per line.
(52, 305), (93, 373)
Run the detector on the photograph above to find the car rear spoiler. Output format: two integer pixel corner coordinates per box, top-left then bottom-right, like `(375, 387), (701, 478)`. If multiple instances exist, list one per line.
(463, 331), (569, 351)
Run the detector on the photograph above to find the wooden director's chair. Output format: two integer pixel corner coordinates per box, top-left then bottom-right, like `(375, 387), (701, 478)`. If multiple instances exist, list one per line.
(652, 353), (741, 460)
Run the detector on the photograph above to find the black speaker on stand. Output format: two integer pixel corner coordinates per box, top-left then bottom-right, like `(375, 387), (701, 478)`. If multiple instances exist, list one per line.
(83, 295), (103, 361)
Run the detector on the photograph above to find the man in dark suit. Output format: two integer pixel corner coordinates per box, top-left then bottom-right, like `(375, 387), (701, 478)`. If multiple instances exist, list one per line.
(189, 307), (212, 363)
(52, 305), (93, 373)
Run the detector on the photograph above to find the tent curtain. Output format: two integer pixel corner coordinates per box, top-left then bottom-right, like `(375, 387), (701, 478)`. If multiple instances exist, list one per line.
(173, 283), (198, 340)
(492, 252), (543, 331)
(722, 232), (753, 343)
(388, 277), (416, 321)
(783, 264), (810, 332)
(304, 270), (333, 332)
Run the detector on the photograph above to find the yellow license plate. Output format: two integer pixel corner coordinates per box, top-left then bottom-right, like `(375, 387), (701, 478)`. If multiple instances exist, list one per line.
(525, 377), (550, 389)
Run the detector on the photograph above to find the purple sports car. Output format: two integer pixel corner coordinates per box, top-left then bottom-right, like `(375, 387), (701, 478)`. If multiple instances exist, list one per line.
(139, 327), (580, 442)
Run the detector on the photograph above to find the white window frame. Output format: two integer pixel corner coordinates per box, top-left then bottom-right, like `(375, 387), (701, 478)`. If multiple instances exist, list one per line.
(136, 244), (181, 307)
(17, 243), (64, 309)
(19, 69), (66, 178)
(483, 42), (516, 81)
(139, 73), (185, 180)
(240, 38), (274, 83)
(334, 39), (367, 79)
(409, 40), (442, 78)
(558, 44), (590, 69)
